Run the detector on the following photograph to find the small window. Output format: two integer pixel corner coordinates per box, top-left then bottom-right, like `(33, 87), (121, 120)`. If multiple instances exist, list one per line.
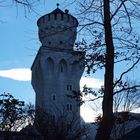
(52, 115), (55, 122)
(48, 14), (50, 21)
(67, 85), (69, 90)
(80, 65), (83, 69)
(60, 66), (63, 72)
(67, 104), (69, 111)
(59, 41), (63, 44)
(67, 123), (71, 131)
(67, 85), (72, 91)
(66, 104), (72, 111)
(70, 104), (72, 111)
(67, 15), (70, 21)
(54, 13), (57, 20)
(61, 13), (64, 20)
(40, 29), (43, 33)
(69, 85), (72, 91)
(52, 95), (56, 101)
(59, 59), (67, 73)
(48, 41), (51, 45)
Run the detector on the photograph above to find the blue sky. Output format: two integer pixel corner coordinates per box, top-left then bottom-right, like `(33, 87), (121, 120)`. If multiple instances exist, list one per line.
(0, 0), (140, 122)
(0, 0), (104, 99)
(0, 0), (104, 122)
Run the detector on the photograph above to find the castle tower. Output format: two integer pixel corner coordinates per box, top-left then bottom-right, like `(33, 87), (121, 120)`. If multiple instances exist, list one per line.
(31, 4), (84, 129)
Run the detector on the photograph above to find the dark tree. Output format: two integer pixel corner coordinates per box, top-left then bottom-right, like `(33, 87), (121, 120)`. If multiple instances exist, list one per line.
(35, 107), (89, 140)
(66, 0), (140, 139)
(0, 93), (25, 131)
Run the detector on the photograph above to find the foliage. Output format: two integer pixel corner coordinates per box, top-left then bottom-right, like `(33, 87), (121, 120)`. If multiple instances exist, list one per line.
(0, 93), (25, 131)
(35, 107), (89, 140)
(24, 102), (35, 125)
(70, 0), (140, 139)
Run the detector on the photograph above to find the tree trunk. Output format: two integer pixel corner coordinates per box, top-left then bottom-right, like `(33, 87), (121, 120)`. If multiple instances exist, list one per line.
(95, 0), (114, 140)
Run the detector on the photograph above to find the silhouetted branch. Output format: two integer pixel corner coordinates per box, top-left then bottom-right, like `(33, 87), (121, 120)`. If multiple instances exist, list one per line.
(114, 84), (140, 95)
(113, 58), (140, 88)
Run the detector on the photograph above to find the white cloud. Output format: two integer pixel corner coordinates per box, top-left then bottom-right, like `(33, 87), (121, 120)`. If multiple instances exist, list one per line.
(80, 77), (103, 89)
(0, 68), (103, 89)
(0, 68), (31, 81)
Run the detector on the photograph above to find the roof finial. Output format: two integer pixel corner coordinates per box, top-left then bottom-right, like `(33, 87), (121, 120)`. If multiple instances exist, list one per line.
(56, 3), (59, 8)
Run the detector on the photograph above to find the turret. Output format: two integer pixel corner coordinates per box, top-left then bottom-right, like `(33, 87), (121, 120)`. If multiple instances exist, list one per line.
(37, 3), (78, 50)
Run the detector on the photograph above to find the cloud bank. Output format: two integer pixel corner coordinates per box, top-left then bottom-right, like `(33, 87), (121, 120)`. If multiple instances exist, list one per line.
(80, 77), (103, 88)
(0, 68), (31, 81)
(0, 68), (103, 88)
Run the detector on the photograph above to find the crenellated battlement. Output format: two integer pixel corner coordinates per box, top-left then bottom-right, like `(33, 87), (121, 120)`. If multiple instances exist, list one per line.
(37, 5), (78, 50)
(37, 12), (78, 27)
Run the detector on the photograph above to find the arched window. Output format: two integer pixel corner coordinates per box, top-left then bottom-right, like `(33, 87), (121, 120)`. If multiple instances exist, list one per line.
(72, 61), (79, 72)
(46, 57), (54, 74)
(59, 59), (67, 73)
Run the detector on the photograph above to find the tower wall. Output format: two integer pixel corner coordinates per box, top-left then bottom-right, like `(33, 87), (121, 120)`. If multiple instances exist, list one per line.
(31, 6), (85, 134)
(37, 12), (78, 50)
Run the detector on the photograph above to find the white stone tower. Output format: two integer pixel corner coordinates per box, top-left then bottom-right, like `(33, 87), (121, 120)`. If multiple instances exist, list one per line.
(31, 4), (84, 126)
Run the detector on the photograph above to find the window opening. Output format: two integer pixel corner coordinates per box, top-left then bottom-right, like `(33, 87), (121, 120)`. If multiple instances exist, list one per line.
(67, 104), (69, 111)
(52, 115), (55, 122)
(59, 59), (67, 73)
(59, 41), (63, 44)
(48, 14), (50, 21)
(54, 14), (57, 20)
(67, 85), (69, 90)
(60, 66), (63, 72)
(66, 104), (72, 111)
(67, 85), (72, 91)
(48, 41), (51, 45)
(70, 104), (72, 111)
(52, 95), (56, 101)
(69, 85), (72, 91)
(61, 13), (64, 20)
(67, 123), (71, 131)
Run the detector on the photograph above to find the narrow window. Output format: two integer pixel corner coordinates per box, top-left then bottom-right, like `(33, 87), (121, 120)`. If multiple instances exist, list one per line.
(48, 41), (51, 45)
(69, 85), (72, 91)
(48, 14), (50, 21)
(70, 104), (72, 111)
(67, 123), (71, 131)
(67, 15), (70, 21)
(67, 104), (69, 111)
(67, 85), (72, 91)
(59, 41), (63, 44)
(52, 115), (55, 122)
(52, 95), (55, 101)
(46, 57), (54, 74)
(67, 85), (69, 90)
(61, 13), (64, 20)
(54, 13), (57, 20)
(66, 104), (72, 111)
(80, 65), (83, 69)
(59, 59), (67, 73)
(60, 66), (63, 72)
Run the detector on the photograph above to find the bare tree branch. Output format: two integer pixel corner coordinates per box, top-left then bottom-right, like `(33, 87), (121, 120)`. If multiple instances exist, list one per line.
(113, 58), (140, 88)
(114, 84), (140, 95)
